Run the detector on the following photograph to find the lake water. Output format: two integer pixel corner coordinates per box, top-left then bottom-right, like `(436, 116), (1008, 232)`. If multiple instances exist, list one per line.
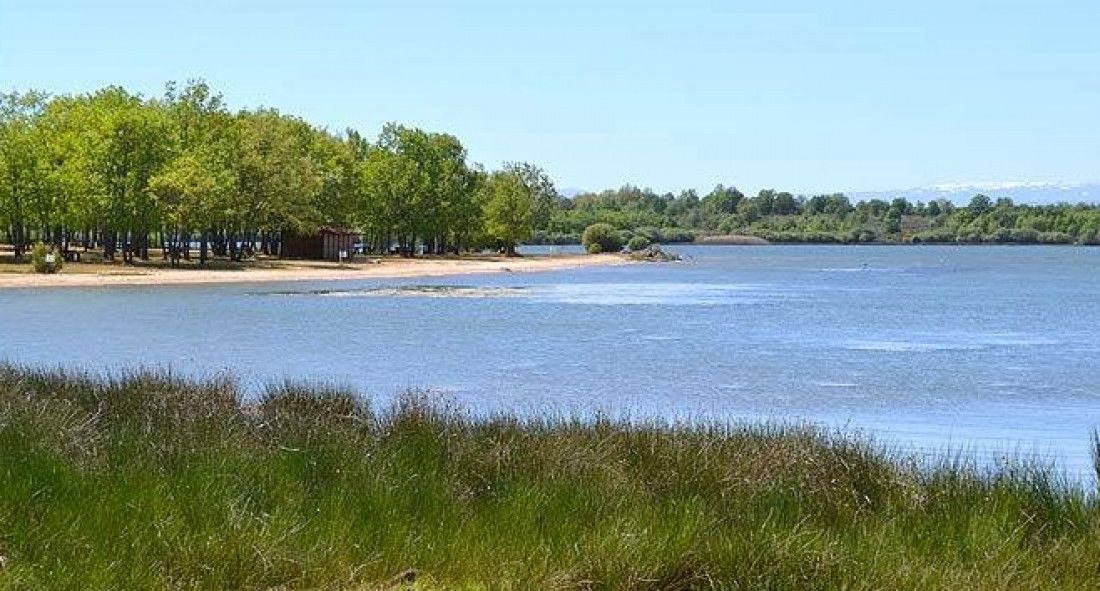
(2, 245), (1099, 480)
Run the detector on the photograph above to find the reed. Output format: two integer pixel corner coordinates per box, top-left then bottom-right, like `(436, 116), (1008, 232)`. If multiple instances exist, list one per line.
(0, 364), (1097, 590)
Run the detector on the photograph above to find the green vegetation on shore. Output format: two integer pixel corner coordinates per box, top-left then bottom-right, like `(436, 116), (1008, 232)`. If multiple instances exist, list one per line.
(0, 83), (555, 265)
(6, 82), (1100, 272)
(2, 366), (1098, 590)
(532, 186), (1100, 246)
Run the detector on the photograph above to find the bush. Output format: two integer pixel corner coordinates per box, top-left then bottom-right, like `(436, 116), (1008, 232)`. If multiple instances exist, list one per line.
(1038, 231), (1074, 244)
(986, 228), (1013, 243)
(1009, 229), (1040, 244)
(752, 230), (843, 244)
(626, 235), (652, 251)
(581, 223), (622, 254)
(857, 228), (878, 243)
(957, 230), (983, 244)
(633, 227), (662, 243)
(910, 229), (956, 244)
(655, 227), (696, 243)
(30, 242), (63, 274)
(616, 229), (634, 246)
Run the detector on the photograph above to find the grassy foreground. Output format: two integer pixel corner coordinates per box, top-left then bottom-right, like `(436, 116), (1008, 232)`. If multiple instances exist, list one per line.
(0, 367), (1098, 590)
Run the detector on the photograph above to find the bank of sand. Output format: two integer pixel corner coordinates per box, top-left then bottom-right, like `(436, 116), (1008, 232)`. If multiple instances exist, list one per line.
(0, 254), (627, 290)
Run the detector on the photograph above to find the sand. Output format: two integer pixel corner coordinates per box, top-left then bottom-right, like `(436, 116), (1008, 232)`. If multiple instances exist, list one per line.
(0, 254), (626, 290)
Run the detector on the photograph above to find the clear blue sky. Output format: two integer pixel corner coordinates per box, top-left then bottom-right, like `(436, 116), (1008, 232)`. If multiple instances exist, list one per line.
(2, 0), (1098, 195)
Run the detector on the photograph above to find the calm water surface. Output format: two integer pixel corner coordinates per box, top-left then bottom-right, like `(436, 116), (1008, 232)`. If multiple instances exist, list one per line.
(2, 245), (1099, 479)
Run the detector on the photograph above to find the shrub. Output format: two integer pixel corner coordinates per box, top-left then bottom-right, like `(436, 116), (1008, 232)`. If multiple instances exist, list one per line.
(882, 216), (901, 234)
(633, 227), (662, 243)
(957, 230), (983, 244)
(1038, 231), (1074, 245)
(858, 228), (878, 243)
(1009, 229), (1040, 244)
(910, 229), (956, 244)
(30, 242), (63, 274)
(581, 223), (622, 254)
(655, 227), (697, 243)
(626, 234), (652, 251)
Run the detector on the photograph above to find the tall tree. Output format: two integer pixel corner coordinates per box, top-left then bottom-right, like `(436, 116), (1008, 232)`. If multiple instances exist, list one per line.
(0, 91), (50, 260)
(504, 161), (560, 230)
(482, 169), (533, 256)
(148, 150), (231, 265)
(229, 109), (322, 259)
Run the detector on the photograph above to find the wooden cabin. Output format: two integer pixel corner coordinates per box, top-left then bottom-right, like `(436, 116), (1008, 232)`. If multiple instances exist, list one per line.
(282, 227), (360, 261)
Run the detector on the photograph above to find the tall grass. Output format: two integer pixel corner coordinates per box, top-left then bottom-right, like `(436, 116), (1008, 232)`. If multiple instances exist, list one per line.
(0, 364), (1098, 589)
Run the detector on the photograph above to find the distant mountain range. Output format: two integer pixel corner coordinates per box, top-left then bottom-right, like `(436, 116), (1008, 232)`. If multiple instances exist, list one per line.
(848, 182), (1100, 206)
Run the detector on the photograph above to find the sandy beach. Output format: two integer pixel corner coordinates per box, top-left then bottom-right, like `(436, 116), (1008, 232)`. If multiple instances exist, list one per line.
(0, 254), (626, 290)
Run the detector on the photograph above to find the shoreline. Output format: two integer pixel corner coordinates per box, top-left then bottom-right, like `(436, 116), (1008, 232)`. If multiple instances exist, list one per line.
(0, 253), (627, 290)
(537, 239), (1099, 247)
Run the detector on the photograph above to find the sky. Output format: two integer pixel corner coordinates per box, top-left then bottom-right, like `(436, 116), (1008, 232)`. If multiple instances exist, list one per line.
(2, 0), (1098, 195)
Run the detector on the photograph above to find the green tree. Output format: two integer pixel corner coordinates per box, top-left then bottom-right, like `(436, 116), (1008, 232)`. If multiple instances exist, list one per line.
(482, 169), (533, 256)
(702, 184), (744, 221)
(969, 194), (993, 215)
(358, 137), (416, 254)
(883, 208), (902, 234)
(149, 150), (231, 265)
(504, 161), (560, 230)
(76, 87), (173, 262)
(230, 109), (322, 259)
(0, 91), (50, 260)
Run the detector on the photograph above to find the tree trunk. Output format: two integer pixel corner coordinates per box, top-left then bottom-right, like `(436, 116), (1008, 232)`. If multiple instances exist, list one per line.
(200, 230), (209, 265)
(139, 230), (150, 261)
(104, 229), (116, 262)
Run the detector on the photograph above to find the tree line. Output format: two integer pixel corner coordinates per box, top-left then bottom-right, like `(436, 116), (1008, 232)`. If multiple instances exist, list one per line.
(533, 185), (1100, 245)
(0, 81), (556, 264)
(7, 82), (1100, 262)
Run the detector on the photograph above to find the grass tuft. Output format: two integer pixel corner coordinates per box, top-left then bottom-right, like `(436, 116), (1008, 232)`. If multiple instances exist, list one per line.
(0, 367), (1097, 589)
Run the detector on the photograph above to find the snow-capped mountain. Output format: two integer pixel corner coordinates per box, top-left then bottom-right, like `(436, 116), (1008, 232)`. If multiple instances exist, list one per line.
(848, 182), (1099, 205)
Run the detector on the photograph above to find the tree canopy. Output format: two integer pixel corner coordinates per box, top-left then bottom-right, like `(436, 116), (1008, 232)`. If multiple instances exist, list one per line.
(4, 81), (1100, 261)
(0, 81), (545, 262)
(531, 185), (1100, 246)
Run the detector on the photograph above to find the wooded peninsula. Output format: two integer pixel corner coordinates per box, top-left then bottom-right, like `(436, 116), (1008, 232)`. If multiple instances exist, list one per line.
(3, 81), (1100, 270)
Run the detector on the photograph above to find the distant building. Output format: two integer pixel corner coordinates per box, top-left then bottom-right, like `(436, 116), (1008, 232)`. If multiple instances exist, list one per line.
(282, 227), (360, 261)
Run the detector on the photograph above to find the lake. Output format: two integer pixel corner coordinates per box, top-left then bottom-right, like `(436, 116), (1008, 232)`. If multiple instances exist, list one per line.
(2, 245), (1099, 480)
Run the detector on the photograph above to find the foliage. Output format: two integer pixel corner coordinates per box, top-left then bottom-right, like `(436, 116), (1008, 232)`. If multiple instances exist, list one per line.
(536, 184), (1100, 245)
(1, 367), (1099, 590)
(481, 169), (535, 256)
(0, 81), (547, 262)
(627, 234), (652, 251)
(28, 241), (62, 273)
(7, 81), (1100, 257)
(581, 222), (622, 253)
